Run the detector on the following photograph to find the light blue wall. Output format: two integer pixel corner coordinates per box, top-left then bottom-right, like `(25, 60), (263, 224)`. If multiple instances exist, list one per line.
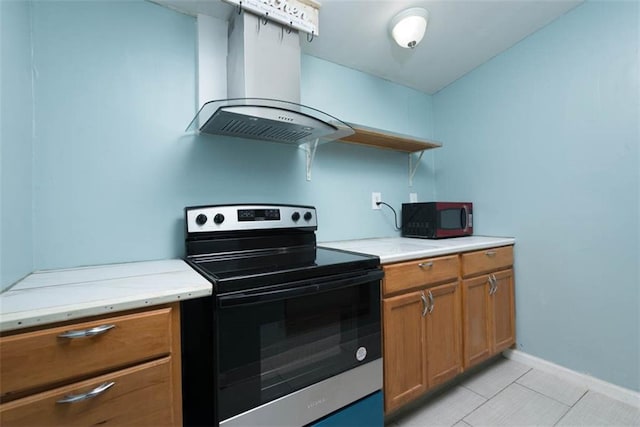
(16, 0), (435, 274)
(433, 1), (639, 391)
(30, 0), (196, 271)
(302, 55), (435, 140)
(301, 55), (437, 241)
(1, 0), (34, 291)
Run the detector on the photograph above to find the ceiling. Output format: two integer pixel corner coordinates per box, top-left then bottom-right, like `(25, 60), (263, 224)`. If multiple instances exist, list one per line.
(151, 0), (583, 94)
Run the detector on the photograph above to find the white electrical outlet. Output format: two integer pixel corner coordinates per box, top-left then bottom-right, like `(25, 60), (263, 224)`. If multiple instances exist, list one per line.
(372, 192), (382, 210)
(409, 193), (418, 203)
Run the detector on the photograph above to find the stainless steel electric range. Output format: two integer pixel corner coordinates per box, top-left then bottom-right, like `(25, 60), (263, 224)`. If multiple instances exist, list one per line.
(180, 204), (383, 427)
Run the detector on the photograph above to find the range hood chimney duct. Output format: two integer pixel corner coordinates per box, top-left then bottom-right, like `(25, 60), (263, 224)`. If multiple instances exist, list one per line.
(187, 11), (353, 145)
(227, 11), (300, 102)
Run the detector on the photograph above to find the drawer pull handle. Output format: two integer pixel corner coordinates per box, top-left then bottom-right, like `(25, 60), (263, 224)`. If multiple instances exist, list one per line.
(485, 250), (497, 257)
(56, 381), (115, 404)
(418, 262), (434, 269)
(58, 324), (115, 339)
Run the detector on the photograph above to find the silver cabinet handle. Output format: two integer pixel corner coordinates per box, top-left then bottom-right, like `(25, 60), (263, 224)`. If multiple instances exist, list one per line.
(427, 290), (434, 314)
(420, 292), (429, 317)
(485, 250), (497, 257)
(56, 381), (115, 404)
(418, 262), (434, 269)
(488, 274), (499, 295)
(58, 324), (115, 339)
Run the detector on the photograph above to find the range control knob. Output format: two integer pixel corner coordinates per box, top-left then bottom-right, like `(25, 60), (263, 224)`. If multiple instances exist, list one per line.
(304, 211), (313, 221)
(195, 214), (208, 226)
(291, 212), (300, 222)
(213, 214), (225, 224)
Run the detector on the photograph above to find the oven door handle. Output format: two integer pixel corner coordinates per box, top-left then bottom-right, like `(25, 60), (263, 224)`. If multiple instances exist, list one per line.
(217, 269), (384, 307)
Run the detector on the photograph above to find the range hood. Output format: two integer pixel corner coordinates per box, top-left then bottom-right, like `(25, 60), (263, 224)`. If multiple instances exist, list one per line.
(187, 11), (353, 145)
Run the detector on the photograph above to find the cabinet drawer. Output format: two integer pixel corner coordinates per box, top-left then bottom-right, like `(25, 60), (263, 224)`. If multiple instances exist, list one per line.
(461, 246), (513, 277)
(0, 307), (173, 399)
(0, 357), (176, 426)
(383, 255), (459, 296)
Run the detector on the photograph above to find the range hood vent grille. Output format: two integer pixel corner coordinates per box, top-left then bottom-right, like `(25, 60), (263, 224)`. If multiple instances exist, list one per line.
(216, 117), (312, 143)
(187, 98), (354, 145)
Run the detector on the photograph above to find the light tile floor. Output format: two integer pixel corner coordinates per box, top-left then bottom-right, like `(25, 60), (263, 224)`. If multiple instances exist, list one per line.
(387, 357), (640, 427)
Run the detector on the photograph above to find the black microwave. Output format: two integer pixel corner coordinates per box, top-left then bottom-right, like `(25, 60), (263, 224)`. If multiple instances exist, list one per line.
(402, 202), (473, 239)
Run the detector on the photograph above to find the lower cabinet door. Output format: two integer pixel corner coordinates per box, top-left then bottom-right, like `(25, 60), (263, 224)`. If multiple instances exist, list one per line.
(426, 281), (462, 387)
(383, 291), (427, 413)
(462, 276), (492, 369)
(492, 269), (515, 353)
(0, 357), (176, 426)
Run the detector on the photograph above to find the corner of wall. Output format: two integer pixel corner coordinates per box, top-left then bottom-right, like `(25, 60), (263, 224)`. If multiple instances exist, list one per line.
(0, 0), (34, 291)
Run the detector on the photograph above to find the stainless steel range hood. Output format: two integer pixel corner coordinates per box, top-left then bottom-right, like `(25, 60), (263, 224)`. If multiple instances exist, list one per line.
(187, 11), (353, 145)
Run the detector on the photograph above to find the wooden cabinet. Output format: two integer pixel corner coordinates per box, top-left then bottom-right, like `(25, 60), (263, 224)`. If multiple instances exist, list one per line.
(461, 247), (515, 369)
(461, 275), (492, 367)
(491, 269), (516, 353)
(0, 304), (182, 426)
(382, 254), (458, 296)
(383, 291), (428, 412)
(382, 245), (515, 414)
(461, 245), (513, 277)
(426, 282), (462, 388)
(382, 256), (462, 414)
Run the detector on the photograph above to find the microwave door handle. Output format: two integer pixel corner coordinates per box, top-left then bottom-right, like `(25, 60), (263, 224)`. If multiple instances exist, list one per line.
(461, 206), (468, 231)
(218, 269), (384, 307)
(460, 206), (467, 231)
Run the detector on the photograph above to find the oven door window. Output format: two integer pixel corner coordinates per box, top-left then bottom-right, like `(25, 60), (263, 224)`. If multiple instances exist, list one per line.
(216, 280), (381, 422)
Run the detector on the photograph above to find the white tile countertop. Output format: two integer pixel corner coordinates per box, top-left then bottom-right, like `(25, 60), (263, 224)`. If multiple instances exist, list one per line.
(319, 236), (515, 264)
(0, 237), (514, 333)
(0, 259), (212, 333)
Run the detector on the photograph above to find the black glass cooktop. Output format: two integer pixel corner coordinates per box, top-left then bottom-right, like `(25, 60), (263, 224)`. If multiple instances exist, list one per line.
(187, 246), (380, 294)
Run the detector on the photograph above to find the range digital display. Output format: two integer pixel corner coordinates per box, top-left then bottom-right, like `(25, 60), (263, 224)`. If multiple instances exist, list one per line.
(238, 209), (281, 222)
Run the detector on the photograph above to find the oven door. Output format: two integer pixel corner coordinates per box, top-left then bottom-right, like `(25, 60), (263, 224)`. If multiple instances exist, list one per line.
(216, 269), (383, 425)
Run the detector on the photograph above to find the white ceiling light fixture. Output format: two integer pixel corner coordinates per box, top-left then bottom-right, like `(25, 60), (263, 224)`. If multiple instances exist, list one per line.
(389, 7), (429, 49)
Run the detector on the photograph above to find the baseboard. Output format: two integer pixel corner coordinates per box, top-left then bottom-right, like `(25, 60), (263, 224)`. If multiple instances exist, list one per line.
(503, 349), (640, 408)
